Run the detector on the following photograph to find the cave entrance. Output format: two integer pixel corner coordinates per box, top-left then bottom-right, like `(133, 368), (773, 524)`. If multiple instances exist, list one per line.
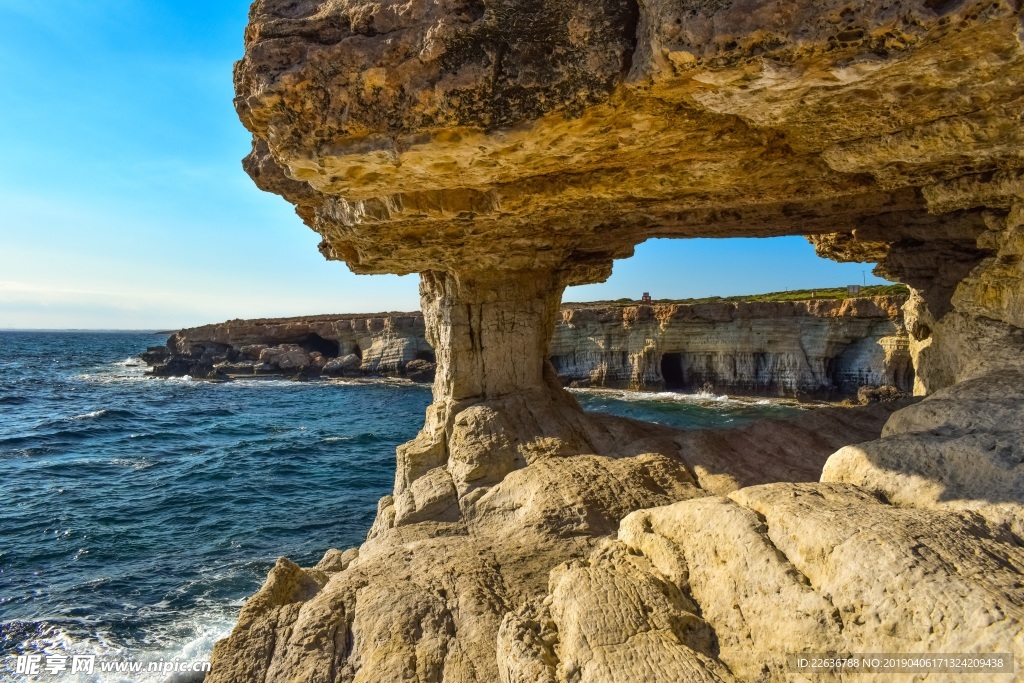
(415, 349), (436, 363)
(896, 359), (916, 393)
(299, 333), (340, 358)
(661, 353), (685, 390)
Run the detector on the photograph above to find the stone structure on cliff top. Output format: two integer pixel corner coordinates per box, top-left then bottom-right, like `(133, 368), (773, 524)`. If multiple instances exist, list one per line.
(208, 1), (1024, 681)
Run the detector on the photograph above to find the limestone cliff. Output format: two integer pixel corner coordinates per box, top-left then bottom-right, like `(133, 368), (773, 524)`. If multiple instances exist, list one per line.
(553, 295), (911, 395)
(207, 0), (1024, 680)
(143, 295), (911, 396)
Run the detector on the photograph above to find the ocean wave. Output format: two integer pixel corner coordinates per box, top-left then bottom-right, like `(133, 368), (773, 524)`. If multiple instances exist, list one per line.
(68, 409), (110, 421)
(64, 408), (137, 423)
(322, 432), (382, 444)
(214, 378), (303, 389)
(154, 616), (235, 673)
(568, 387), (798, 408)
(210, 376), (425, 390)
(0, 618), (119, 662)
(325, 376), (425, 388)
(0, 614), (235, 683)
(75, 373), (148, 385)
(75, 372), (193, 386)
(108, 458), (156, 471)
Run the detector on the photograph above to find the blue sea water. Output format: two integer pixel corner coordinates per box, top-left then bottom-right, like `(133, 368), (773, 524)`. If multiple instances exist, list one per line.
(0, 331), (800, 682)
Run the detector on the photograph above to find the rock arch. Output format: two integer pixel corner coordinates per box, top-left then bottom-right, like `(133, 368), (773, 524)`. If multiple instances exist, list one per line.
(209, 1), (1024, 680)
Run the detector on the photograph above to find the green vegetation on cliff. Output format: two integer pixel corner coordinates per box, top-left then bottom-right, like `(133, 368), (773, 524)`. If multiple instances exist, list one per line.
(570, 284), (910, 308)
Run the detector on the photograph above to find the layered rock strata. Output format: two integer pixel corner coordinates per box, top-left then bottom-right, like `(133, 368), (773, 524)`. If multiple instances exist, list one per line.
(144, 295), (911, 396)
(552, 295), (911, 396)
(208, 0), (1024, 680)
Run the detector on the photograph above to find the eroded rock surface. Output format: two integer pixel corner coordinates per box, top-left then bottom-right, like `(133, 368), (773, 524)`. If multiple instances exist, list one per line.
(209, 0), (1024, 680)
(500, 373), (1024, 682)
(234, 0), (1024, 282)
(208, 403), (908, 683)
(824, 370), (1024, 538)
(553, 295), (911, 395)
(509, 482), (1023, 683)
(209, 413), (708, 683)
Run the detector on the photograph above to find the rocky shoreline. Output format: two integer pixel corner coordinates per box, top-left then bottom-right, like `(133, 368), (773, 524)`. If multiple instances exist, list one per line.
(142, 294), (912, 398)
(141, 311), (437, 382)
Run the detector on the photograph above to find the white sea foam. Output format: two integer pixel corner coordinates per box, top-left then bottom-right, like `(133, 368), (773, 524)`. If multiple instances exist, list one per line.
(568, 387), (810, 409)
(325, 377), (421, 388)
(216, 378), (304, 389)
(321, 434), (377, 442)
(108, 458), (155, 471)
(2, 612), (237, 683)
(68, 409), (109, 421)
(572, 387), (732, 404)
(569, 387), (815, 409)
(157, 617), (235, 668)
(74, 373), (159, 386)
(211, 376), (424, 390)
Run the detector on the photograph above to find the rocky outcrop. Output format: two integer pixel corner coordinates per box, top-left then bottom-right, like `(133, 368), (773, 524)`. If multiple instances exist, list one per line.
(208, 0), (1024, 680)
(507, 479), (1022, 683)
(823, 370), (1024, 538)
(208, 401), (913, 683)
(811, 187), (1024, 398)
(143, 312), (436, 381)
(144, 295), (911, 396)
(501, 374), (1024, 682)
(208, 385), (1024, 683)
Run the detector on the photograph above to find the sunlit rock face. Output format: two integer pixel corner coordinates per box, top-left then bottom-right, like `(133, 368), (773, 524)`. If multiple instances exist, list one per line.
(814, 196), (1024, 394)
(551, 296), (912, 395)
(209, 2), (1024, 682)
(235, 0), (1023, 279)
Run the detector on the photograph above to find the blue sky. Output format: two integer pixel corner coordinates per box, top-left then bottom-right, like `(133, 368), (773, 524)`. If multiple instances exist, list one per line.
(0, 1), (889, 330)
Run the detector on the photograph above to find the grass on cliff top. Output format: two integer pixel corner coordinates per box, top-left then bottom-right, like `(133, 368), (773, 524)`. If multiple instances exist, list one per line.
(567, 283), (910, 308)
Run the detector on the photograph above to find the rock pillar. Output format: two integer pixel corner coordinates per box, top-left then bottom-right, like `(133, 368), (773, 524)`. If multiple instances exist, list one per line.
(421, 269), (565, 404)
(383, 268), (604, 527)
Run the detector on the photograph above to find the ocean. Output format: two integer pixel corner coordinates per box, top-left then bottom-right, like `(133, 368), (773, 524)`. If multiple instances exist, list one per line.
(0, 331), (800, 682)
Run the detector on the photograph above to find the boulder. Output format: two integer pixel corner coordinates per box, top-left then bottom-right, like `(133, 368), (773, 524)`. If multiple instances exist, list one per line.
(404, 359), (436, 383)
(214, 361), (257, 377)
(238, 344), (268, 361)
(322, 354), (362, 377)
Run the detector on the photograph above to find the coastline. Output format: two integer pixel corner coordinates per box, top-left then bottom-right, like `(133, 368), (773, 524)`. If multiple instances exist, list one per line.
(141, 292), (913, 400)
